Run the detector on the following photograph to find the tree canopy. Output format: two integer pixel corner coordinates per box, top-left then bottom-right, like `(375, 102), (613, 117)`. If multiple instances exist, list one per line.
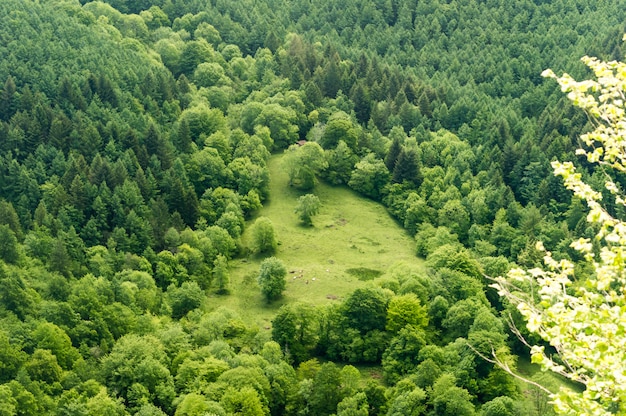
(0, 0), (625, 414)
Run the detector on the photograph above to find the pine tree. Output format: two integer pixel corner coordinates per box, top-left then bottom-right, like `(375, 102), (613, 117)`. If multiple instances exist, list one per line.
(0, 76), (17, 121)
(323, 58), (342, 98)
(350, 82), (371, 125)
(177, 119), (192, 154)
(392, 148), (421, 186)
(384, 137), (402, 172)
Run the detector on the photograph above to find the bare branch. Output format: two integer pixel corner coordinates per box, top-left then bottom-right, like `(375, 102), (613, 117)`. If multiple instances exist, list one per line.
(466, 341), (554, 395)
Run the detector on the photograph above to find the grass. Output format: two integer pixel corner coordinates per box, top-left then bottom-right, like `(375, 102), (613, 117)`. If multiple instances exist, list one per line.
(513, 353), (583, 414)
(205, 152), (424, 329)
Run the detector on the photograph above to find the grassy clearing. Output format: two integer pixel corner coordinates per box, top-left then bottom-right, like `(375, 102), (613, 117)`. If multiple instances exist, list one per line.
(205, 153), (424, 328)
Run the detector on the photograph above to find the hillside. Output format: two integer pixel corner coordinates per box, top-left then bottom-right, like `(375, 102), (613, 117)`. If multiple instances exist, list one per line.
(0, 0), (624, 414)
(210, 153), (423, 326)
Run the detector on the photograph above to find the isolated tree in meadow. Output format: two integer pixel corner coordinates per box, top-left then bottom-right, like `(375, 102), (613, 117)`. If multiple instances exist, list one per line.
(257, 257), (287, 302)
(294, 194), (321, 226)
(250, 216), (278, 254)
(493, 53), (626, 415)
(213, 254), (230, 294)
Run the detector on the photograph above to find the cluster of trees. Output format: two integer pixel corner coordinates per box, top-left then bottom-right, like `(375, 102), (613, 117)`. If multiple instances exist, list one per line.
(0, 252), (529, 415)
(0, 0), (624, 414)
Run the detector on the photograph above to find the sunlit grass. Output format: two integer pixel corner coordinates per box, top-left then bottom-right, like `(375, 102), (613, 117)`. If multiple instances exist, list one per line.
(205, 153), (424, 328)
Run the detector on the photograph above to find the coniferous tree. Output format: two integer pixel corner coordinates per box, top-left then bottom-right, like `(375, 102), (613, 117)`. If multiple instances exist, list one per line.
(0, 225), (19, 264)
(350, 82), (371, 125)
(0, 76), (17, 121)
(176, 119), (193, 154)
(384, 137), (402, 172)
(323, 58), (342, 98)
(392, 148), (421, 187)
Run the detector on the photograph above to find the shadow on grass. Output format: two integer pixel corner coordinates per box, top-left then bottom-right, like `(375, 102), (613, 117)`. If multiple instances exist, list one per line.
(345, 267), (383, 281)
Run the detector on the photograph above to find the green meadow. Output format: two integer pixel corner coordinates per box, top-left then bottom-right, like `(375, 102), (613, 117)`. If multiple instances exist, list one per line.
(206, 153), (425, 328)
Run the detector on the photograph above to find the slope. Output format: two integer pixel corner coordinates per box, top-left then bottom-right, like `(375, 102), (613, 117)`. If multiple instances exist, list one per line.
(207, 152), (424, 327)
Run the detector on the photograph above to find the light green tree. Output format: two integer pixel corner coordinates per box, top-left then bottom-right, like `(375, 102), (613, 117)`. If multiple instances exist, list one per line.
(493, 52), (626, 415)
(194, 62), (225, 88)
(174, 393), (215, 416)
(213, 254), (230, 294)
(386, 293), (429, 334)
(284, 142), (328, 191)
(0, 384), (16, 416)
(294, 194), (321, 226)
(257, 257), (287, 302)
(336, 392), (369, 416)
(249, 216), (278, 254)
(348, 153), (390, 200)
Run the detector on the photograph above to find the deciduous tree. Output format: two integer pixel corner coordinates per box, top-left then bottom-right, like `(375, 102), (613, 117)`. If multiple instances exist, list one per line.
(294, 193), (321, 226)
(249, 216), (278, 254)
(257, 257), (287, 302)
(284, 142), (327, 191)
(348, 154), (390, 200)
(213, 254), (230, 295)
(272, 302), (319, 364)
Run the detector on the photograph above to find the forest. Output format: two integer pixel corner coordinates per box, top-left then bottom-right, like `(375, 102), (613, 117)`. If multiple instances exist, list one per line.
(1, 0), (625, 415)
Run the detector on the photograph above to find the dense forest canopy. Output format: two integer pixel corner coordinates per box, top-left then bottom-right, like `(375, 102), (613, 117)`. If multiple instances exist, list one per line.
(1, 0), (625, 414)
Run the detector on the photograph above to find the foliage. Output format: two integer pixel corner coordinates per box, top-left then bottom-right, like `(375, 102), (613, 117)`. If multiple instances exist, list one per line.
(294, 193), (321, 226)
(257, 256), (287, 302)
(284, 142), (327, 191)
(494, 54), (626, 415)
(271, 302), (319, 364)
(0, 0), (623, 414)
(348, 154), (390, 200)
(341, 287), (389, 334)
(249, 216), (278, 254)
(386, 293), (428, 334)
(167, 281), (205, 319)
(100, 334), (175, 411)
(322, 140), (358, 185)
(213, 254), (230, 294)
